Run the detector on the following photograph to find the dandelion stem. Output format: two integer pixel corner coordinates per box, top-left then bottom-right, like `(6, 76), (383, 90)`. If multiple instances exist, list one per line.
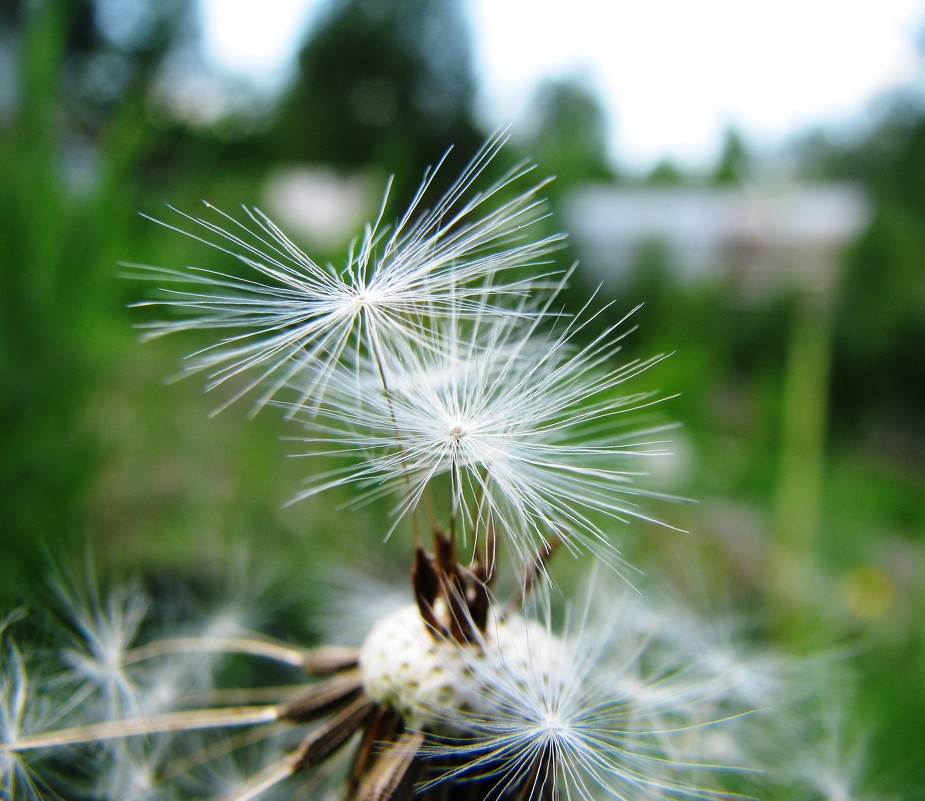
(121, 636), (313, 667)
(468, 466), (495, 579)
(448, 467), (460, 549)
(4, 705), (280, 751)
(365, 315), (424, 545)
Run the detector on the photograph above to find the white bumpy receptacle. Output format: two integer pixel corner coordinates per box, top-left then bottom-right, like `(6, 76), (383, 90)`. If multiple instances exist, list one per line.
(359, 603), (565, 732)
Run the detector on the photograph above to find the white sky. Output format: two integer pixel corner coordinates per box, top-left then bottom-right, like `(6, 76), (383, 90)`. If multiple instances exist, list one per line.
(198, 0), (925, 169)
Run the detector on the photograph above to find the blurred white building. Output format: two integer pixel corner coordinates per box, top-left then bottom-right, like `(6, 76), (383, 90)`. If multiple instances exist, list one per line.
(563, 183), (869, 298)
(263, 167), (377, 252)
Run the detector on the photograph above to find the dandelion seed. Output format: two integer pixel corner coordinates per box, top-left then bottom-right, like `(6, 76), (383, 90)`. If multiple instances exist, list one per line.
(292, 290), (680, 569)
(129, 132), (563, 414)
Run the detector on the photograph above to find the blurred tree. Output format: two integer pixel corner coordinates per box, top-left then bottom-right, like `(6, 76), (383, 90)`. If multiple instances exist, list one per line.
(522, 75), (615, 188)
(646, 157), (685, 185)
(711, 126), (751, 185)
(273, 0), (481, 187)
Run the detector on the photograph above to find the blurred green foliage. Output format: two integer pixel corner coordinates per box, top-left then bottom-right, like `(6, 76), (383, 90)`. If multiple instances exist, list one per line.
(0, 0), (164, 589)
(274, 0), (482, 196)
(522, 75), (615, 188)
(0, 0), (923, 793)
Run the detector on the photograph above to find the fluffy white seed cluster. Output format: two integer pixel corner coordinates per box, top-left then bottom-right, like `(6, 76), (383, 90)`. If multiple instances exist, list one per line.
(359, 604), (565, 732)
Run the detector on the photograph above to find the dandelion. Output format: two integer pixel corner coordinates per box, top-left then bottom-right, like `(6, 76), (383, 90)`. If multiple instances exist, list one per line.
(0, 138), (864, 800)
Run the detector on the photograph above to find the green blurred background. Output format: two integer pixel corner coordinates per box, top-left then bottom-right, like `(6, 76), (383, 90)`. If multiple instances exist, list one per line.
(1, 0), (923, 793)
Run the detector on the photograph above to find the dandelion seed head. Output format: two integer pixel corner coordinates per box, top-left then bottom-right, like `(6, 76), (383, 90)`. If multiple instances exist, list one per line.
(312, 564), (409, 645)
